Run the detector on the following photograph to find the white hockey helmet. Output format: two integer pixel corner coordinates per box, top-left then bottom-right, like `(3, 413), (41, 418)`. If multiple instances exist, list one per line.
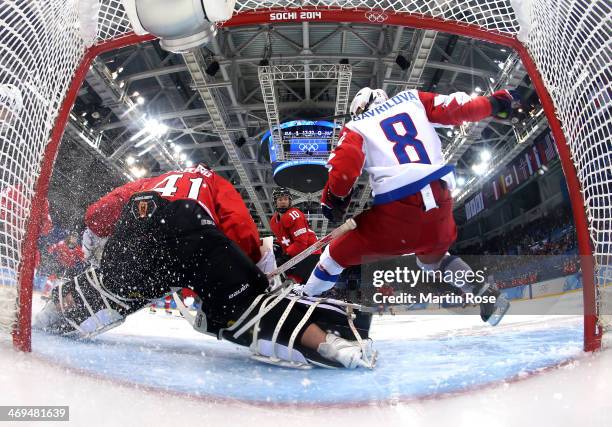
(349, 87), (388, 117)
(0, 84), (23, 113)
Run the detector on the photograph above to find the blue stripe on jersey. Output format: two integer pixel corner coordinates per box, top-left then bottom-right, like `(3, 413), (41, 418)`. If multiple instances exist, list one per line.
(372, 165), (455, 205)
(313, 266), (340, 282)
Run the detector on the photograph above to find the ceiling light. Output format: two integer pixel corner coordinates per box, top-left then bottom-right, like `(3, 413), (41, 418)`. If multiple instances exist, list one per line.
(133, 133), (155, 148)
(137, 96), (145, 105)
(137, 144), (156, 156)
(457, 177), (466, 186)
(471, 163), (487, 176)
(480, 150), (491, 162)
(130, 166), (147, 178)
(474, 86), (482, 93)
(126, 156), (135, 165)
(145, 119), (167, 137)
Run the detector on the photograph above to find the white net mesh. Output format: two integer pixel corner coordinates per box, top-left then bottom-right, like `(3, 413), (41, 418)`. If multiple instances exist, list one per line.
(0, 0), (610, 346)
(1, 1), (84, 338)
(523, 1), (612, 332)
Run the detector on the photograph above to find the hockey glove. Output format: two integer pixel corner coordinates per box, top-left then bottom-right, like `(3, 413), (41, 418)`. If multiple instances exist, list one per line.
(321, 185), (353, 223)
(273, 242), (284, 259)
(275, 251), (291, 266)
(488, 89), (520, 120)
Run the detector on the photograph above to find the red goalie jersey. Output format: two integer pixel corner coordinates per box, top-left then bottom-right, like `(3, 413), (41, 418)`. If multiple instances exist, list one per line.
(85, 165), (261, 263)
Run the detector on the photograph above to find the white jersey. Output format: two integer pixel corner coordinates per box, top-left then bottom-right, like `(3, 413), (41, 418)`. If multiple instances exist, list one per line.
(344, 89), (456, 204)
(82, 227), (108, 268)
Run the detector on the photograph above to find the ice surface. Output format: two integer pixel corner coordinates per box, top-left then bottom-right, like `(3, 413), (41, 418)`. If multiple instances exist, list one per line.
(0, 292), (610, 426)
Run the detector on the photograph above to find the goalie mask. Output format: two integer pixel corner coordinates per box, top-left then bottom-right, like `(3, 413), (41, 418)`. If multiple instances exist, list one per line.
(349, 87), (389, 118)
(273, 187), (292, 214)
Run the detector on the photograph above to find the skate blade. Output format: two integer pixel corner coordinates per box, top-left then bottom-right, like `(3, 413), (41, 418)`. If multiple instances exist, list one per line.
(487, 296), (510, 326)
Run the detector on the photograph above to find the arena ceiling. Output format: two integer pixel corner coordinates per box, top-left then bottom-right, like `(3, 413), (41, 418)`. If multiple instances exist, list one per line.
(65, 22), (540, 235)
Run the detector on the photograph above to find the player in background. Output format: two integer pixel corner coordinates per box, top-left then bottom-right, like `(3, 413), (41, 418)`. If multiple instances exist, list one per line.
(0, 83), (22, 123)
(303, 87), (517, 325)
(34, 165), (375, 369)
(0, 183), (52, 271)
(269, 187), (320, 283)
(378, 283), (396, 316)
(47, 232), (85, 278)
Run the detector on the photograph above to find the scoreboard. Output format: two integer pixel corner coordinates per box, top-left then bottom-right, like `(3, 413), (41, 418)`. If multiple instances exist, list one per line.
(283, 122), (332, 156)
(259, 120), (338, 192)
(262, 120), (336, 162)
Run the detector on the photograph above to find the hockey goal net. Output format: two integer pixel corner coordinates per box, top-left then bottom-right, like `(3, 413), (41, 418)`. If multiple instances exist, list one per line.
(0, 0), (610, 352)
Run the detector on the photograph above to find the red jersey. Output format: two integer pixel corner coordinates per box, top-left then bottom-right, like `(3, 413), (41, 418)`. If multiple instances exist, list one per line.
(85, 165), (261, 263)
(380, 284), (394, 297)
(48, 240), (85, 268)
(0, 184), (52, 234)
(269, 207), (318, 258)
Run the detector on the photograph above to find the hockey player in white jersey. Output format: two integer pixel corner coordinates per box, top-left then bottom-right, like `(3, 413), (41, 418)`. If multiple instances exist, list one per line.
(304, 87), (517, 325)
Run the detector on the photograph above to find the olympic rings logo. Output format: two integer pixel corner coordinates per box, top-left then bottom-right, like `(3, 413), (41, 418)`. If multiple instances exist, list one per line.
(298, 143), (319, 152)
(365, 11), (388, 23)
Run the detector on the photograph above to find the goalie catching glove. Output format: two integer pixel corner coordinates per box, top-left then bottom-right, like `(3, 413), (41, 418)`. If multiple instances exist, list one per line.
(488, 89), (520, 120)
(321, 183), (353, 223)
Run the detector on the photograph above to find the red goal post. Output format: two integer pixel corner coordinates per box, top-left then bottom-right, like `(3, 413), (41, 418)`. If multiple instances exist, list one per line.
(0, 0), (609, 352)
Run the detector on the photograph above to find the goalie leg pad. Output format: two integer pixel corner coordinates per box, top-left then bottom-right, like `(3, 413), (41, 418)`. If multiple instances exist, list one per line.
(42, 268), (141, 338)
(221, 294), (374, 368)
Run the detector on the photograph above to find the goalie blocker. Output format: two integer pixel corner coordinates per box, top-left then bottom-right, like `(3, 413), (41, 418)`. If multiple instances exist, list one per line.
(34, 190), (375, 369)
